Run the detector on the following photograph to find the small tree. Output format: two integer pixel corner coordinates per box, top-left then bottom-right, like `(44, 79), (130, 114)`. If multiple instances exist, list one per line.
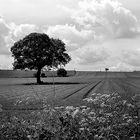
(57, 68), (67, 77)
(105, 68), (109, 72)
(11, 33), (71, 84)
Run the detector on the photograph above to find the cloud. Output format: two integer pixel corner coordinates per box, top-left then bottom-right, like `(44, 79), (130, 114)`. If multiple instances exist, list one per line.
(73, 45), (109, 65)
(109, 62), (135, 71)
(0, 0), (140, 71)
(69, 0), (139, 39)
(0, 55), (13, 69)
(121, 49), (140, 67)
(0, 17), (11, 55)
(48, 0), (140, 70)
(10, 23), (39, 41)
(0, 17), (42, 69)
(46, 24), (94, 51)
(0, 16), (40, 55)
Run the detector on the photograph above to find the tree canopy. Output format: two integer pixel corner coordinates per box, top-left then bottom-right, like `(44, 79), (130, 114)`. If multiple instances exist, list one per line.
(11, 32), (71, 83)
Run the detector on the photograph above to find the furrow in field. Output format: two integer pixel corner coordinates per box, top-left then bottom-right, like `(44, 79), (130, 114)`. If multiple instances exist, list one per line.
(121, 81), (140, 96)
(42, 84), (87, 100)
(93, 79), (120, 94)
(109, 79), (121, 93)
(63, 83), (92, 100)
(113, 79), (129, 94)
(113, 79), (136, 100)
(82, 81), (102, 99)
(126, 81), (140, 90)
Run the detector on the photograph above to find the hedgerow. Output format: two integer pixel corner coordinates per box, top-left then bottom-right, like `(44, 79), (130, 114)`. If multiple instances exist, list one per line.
(0, 92), (140, 140)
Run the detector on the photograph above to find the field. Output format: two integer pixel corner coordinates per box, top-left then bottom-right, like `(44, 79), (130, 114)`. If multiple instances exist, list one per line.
(0, 71), (140, 110)
(1, 71), (140, 139)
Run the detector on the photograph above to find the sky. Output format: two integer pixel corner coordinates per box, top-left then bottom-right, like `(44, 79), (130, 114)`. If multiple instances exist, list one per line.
(0, 0), (140, 71)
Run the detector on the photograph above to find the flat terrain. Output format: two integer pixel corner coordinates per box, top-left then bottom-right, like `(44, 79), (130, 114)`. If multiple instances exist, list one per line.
(0, 71), (140, 109)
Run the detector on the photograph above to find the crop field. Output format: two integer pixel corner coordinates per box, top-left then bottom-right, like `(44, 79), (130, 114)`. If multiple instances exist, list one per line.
(1, 71), (140, 139)
(0, 71), (140, 110)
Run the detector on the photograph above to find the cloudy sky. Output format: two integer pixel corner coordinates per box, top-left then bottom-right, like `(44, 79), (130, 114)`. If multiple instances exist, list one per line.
(0, 0), (140, 71)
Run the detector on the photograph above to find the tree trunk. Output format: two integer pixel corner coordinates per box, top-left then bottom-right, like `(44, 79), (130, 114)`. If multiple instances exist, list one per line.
(37, 67), (42, 84)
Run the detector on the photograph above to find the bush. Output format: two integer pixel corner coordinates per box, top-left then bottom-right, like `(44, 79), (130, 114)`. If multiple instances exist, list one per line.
(57, 68), (67, 77)
(41, 73), (46, 77)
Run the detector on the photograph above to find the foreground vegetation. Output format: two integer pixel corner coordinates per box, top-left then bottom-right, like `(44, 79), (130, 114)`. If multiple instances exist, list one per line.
(0, 92), (140, 140)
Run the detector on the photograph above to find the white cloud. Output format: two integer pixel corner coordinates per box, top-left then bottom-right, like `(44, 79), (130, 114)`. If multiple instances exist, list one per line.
(0, 17), (11, 55)
(0, 0), (140, 71)
(121, 49), (140, 67)
(45, 0), (140, 69)
(0, 55), (13, 69)
(0, 16), (40, 54)
(70, 0), (139, 39)
(46, 24), (94, 51)
(76, 46), (109, 65)
(109, 62), (135, 71)
(10, 23), (39, 41)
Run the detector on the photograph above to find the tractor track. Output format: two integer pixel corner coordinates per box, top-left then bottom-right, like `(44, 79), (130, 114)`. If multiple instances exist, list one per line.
(82, 81), (102, 99)
(63, 83), (93, 100)
(63, 81), (102, 100)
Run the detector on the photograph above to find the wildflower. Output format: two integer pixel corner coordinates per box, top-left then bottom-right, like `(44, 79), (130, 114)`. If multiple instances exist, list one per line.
(105, 126), (111, 130)
(107, 97), (116, 103)
(25, 101), (29, 105)
(127, 103), (134, 108)
(27, 135), (32, 140)
(65, 106), (75, 115)
(97, 93), (101, 96)
(122, 114), (129, 119)
(101, 94), (110, 98)
(65, 106), (75, 110)
(112, 92), (119, 96)
(72, 108), (79, 118)
(127, 119), (133, 123)
(122, 100), (127, 105)
(25, 97), (30, 100)
(15, 99), (22, 105)
(80, 118), (86, 123)
(91, 93), (97, 96)
(83, 97), (93, 103)
(97, 117), (106, 123)
(12, 116), (18, 121)
(80, 106), (87, 109)
(79, 127), (84, 131)
(94, 135), (99, 138)
(100, 102), (106, 107)
(88, 111), (95, 116)
(130, 135), (136, 139)
(82, 108), (90, 114)
(54, 106), (64, 110)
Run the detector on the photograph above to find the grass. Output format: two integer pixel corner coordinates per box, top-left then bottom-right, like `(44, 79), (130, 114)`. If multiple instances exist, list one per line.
(0, 72), (140, 139)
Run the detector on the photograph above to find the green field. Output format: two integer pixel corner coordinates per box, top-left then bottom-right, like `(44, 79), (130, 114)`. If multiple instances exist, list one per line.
(0, 71), (140, 110)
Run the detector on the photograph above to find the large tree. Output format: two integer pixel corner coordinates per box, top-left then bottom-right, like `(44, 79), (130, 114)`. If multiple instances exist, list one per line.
(11, 33), (71, 84)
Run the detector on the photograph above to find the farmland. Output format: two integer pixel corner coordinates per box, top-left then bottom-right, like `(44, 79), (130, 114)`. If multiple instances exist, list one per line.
(0, 71), (140, 110)
(1, 71), (140, 139)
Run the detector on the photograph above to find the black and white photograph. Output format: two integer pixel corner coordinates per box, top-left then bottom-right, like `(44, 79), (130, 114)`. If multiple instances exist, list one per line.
(0, 0), (140, 139)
